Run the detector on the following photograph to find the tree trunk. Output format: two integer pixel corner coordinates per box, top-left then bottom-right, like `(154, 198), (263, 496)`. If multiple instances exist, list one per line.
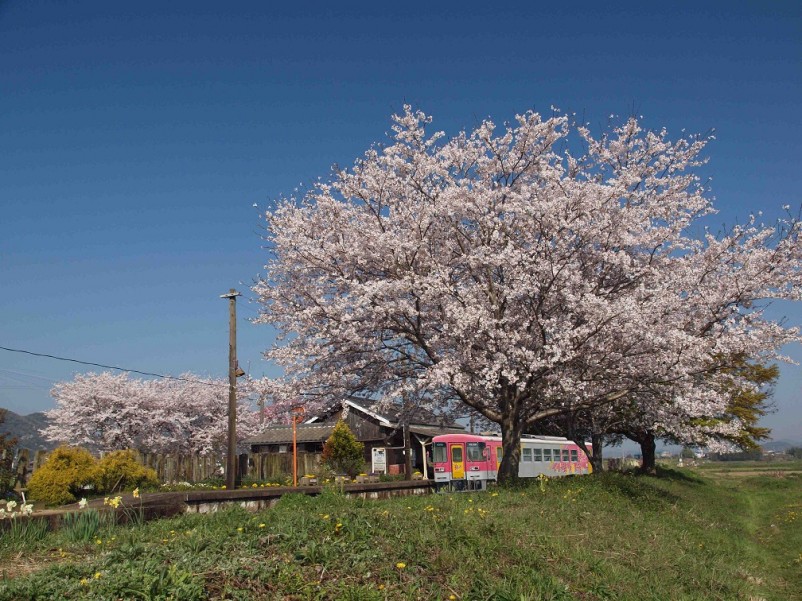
(497, 414), (524, 485)
(589, 433), (604, 474)
(639, 431), (657, 474)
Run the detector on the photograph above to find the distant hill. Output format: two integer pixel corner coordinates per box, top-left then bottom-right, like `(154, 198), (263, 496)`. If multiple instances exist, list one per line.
(0, 409), (55, 451)
(762, 440), (800, 453)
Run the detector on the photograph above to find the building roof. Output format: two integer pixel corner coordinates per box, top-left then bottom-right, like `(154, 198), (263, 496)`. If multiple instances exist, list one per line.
(408, 425), (467, 438)
(247, 398), (466, 447)
(246, 424), (335, 445)
(310, 397), (462, 429)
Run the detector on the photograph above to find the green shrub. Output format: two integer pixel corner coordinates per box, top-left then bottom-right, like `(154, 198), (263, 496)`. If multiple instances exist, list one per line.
(321, 421), (365, 478)
(94, 450), (158, 493)
(26, 446), (97, 506)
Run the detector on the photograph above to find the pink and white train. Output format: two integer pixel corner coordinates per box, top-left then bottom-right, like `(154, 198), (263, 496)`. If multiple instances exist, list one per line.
(431, 433), (592, 490)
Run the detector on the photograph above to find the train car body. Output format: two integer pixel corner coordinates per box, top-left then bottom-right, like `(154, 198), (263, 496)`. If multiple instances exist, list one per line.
(432, 433), (591, 491)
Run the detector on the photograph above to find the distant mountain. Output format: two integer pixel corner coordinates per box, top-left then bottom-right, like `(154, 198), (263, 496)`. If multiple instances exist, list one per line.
(762, 440), (800, 453)
(0, 409), (55, 451)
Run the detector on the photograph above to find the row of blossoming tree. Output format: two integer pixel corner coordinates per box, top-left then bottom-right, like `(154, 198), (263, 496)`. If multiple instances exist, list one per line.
(42, 372), (260, 457)
(252, 106), (801, 483)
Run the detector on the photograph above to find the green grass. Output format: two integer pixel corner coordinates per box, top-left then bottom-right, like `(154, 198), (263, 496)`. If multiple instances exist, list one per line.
(695, 459), (802, 474)
(0, 468), (799, 600)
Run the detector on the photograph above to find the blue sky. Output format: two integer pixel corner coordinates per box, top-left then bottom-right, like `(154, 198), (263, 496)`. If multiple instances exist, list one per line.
(1, 1), (800, 443)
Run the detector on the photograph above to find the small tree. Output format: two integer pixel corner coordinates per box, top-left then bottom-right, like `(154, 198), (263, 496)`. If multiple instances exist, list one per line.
(0, 409), (17, 498)
(321, 421), (365, 478)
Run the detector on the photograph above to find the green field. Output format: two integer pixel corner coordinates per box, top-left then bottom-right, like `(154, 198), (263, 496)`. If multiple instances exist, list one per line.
(1, 465), (799, 600)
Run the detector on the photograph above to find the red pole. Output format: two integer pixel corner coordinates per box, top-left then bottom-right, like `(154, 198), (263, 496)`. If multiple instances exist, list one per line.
(292, 414), (298, 487)
(292, 406), (304, 487)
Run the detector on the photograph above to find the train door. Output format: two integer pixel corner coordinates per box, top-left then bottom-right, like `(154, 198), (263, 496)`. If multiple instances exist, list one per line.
(496, 446), (503, 470)
(450, 444), (465, 480)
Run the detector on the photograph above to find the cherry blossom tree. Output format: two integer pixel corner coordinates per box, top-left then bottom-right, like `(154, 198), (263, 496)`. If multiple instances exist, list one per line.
(42, 372), (260, 456)
(254, 106), (801, 483)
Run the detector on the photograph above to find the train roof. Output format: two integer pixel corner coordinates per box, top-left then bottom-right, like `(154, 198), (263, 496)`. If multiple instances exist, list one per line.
(432, 433), (575, 444)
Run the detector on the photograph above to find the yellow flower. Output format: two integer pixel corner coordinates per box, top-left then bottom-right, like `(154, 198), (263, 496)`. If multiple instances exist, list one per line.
(395, 562), (406, 570)
(221, 485), (226, 489)
(377, 584), (385, 590)
(258, 523), (266, 528)
(93, 572), (101, 579)
(95, 538), (102, 545)
(79, 578), (89, 586)
(132, 488), (140, 498)
(237, 527), (243, 532)
(449, 596), (457, 600)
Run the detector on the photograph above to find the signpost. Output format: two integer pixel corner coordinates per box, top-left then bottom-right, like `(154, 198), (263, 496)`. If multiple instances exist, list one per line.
(371, 447), (387, 474)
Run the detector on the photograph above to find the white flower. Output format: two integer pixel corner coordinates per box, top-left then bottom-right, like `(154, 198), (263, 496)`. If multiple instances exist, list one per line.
(78, 498), (88, 509)
(20, 504), (33, 516)
(6, 501), (16, 511)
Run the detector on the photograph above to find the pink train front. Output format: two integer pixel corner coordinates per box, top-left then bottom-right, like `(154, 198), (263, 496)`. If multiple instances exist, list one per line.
(431, 433), (592, 490)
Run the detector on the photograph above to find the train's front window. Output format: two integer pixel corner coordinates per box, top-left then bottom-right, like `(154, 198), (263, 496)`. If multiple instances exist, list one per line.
(433, 443), (447, 463)
(467, 442), (484, 461)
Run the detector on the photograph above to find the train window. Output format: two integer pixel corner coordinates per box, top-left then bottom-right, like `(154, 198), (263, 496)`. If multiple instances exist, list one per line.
(467, 442), (484, 461)
(562, 450), (570, 462)
(534, 448), (542, 462)
(522, 448), (532, 462)
(570, 449), (578, 462)
(553, 449), (562, 461)
(433, 443), (447, 463)
(452, 446), (463, 463)
(543, 449), (552, 462)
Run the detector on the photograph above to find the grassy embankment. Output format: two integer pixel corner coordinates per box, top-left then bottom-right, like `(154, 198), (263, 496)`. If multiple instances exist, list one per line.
(0, 463), (799, 600)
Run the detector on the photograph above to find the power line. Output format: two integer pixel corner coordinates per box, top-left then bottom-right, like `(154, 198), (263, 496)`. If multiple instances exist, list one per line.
(0, 345), (228, 388)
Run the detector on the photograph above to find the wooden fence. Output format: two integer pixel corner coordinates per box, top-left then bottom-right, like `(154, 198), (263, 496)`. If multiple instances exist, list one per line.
(11, 448), (322, 489)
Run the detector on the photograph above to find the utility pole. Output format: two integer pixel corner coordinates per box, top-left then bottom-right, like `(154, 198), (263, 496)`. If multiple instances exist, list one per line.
(220, 288), (241, 490)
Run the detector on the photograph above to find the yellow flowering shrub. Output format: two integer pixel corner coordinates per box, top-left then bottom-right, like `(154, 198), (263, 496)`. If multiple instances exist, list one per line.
(93, 450), (158, 493)
(27, 446), (97, 506)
